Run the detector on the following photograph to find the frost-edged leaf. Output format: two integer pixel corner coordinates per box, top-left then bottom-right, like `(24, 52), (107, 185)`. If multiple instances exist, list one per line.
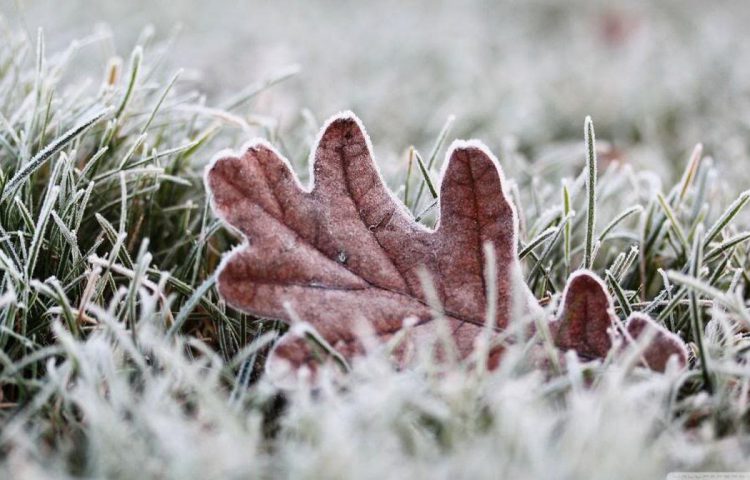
(550, 270), (615, 359)
(205, 112), (539, 381)
(625, 313), (688, 371)
(551, 270), (688, 372)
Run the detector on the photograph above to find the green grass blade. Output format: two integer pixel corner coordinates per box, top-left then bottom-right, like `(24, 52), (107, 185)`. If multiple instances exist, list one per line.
(583, 116), (597, 269)
(1, 108), (110, 203)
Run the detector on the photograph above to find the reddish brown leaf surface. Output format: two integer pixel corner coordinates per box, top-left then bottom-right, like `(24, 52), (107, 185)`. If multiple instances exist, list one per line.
(625, 313), (688, 371)
(550, 271), (615, 359)
(551, 270), (688, 371)
(205, 112), (538, 381)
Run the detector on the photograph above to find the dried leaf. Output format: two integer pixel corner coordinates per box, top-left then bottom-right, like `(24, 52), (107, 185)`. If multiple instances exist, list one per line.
(551, 270), (687, 371)
(205, 112), (538, 382)
(550, 271), (615, 359)
(625, 313), (688, 371)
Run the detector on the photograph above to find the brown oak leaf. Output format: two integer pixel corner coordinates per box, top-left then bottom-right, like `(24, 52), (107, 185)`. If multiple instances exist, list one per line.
(205, 112), (539, 382)
(550, 270), (688, 371)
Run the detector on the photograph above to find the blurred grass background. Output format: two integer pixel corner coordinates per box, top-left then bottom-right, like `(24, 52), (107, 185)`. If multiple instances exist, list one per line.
(5, 0), (750, 180)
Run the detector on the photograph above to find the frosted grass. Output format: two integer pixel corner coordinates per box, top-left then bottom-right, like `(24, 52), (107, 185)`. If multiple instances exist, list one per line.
(2, 4), (750, 478)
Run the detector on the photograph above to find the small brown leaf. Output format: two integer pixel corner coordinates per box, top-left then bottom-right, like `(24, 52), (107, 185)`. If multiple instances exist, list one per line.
(550, 270), (615, 359)
(625, 313), (688, 371)
(551, 270), (688, 372)
(205, 112), (539, 382)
